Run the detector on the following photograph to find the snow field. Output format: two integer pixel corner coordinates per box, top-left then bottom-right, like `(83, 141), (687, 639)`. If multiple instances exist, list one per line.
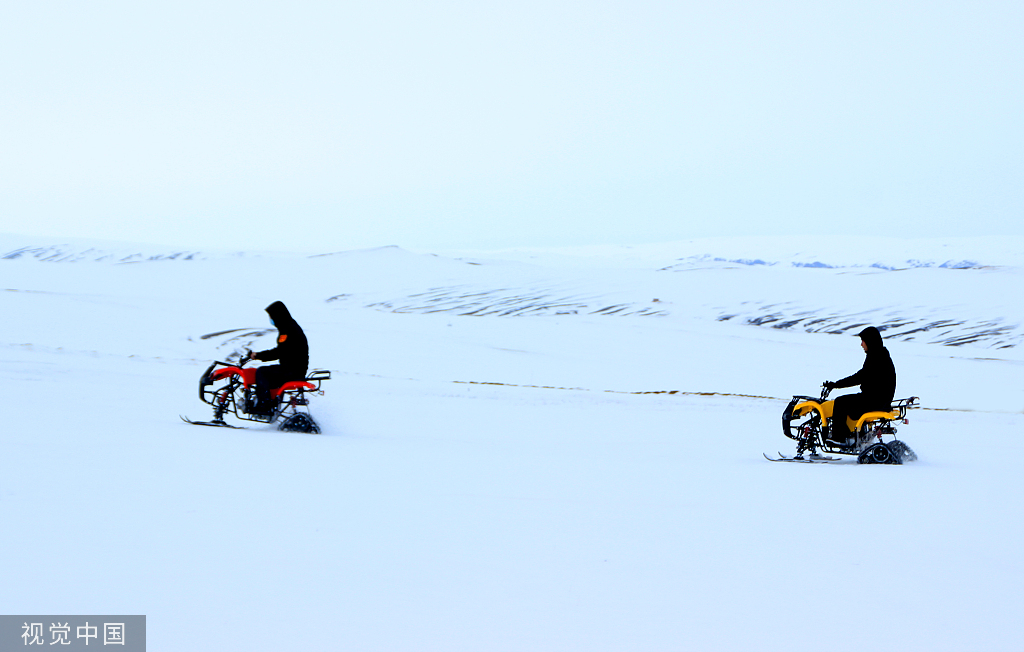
(2, 236), (1023, 650)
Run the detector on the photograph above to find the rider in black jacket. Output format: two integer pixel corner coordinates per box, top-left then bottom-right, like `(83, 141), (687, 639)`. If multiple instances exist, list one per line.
(247, 301), (309, 415)
(824, 326), (896, 444)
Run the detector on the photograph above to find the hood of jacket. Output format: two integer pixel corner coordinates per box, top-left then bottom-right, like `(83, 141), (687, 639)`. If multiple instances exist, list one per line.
(858, 326), (885, 352)
(265, 301), (294, 326)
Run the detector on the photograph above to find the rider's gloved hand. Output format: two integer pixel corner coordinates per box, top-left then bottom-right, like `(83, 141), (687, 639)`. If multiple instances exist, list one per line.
(823, 380), (836, 389)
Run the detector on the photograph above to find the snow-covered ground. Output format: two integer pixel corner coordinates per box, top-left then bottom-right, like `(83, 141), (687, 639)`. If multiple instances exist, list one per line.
(2, 233), (1023, 651)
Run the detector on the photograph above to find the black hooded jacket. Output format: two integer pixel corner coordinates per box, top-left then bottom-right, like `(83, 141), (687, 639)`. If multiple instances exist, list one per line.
(253, 301), (309, 379)
(834, 327), (896, 410)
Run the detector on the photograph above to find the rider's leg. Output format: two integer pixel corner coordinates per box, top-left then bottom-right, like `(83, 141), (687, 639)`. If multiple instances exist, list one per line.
(253, 365), (286, 414)
(830, 393), (868, 442)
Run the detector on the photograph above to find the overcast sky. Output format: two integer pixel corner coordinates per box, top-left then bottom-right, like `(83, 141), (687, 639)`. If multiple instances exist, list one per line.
(1, 1), (1021, 251)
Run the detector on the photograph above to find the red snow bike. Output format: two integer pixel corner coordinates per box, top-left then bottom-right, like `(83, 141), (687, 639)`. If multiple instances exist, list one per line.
(768, 384), (920, 464)
(183, 359), (331, 433)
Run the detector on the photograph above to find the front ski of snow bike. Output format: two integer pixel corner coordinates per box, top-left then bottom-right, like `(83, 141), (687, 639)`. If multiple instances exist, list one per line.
(192, 360), (331, 433)
(777, 384), (919, 464)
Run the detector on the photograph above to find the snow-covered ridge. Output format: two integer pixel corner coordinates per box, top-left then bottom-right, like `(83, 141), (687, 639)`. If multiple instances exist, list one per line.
(357, 275), (1021, 349)
(2, 244), (209, 263)
(316, 243), (1022, 350)
(659, 254), (984, 271)
(441, 235), (1024, 270)
(364, 285), (670, 318)
(5, 233), (1021, 351)
(719, 303), (1020, 349)
(0, 234), (299, 263)
(5, 234), (1024, 269)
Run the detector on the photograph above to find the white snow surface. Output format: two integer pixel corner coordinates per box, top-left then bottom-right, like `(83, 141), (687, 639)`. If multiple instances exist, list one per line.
(2, 233), (1023, 651)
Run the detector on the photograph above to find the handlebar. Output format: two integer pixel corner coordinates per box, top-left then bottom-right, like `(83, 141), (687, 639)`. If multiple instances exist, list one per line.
(819, 383), (833, 401)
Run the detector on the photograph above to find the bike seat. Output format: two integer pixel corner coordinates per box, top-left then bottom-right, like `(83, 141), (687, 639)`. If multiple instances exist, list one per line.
(272, 381), (317, 397)
(852, 410), (899, 431)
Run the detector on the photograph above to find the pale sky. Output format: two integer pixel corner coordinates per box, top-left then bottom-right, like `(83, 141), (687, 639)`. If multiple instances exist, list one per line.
(1, 1), (1021, 251)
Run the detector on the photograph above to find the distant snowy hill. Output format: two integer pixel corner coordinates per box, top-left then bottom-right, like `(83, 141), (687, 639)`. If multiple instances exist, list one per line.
(4, 233), (1022, 351)
(1, 238), (210, 263)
